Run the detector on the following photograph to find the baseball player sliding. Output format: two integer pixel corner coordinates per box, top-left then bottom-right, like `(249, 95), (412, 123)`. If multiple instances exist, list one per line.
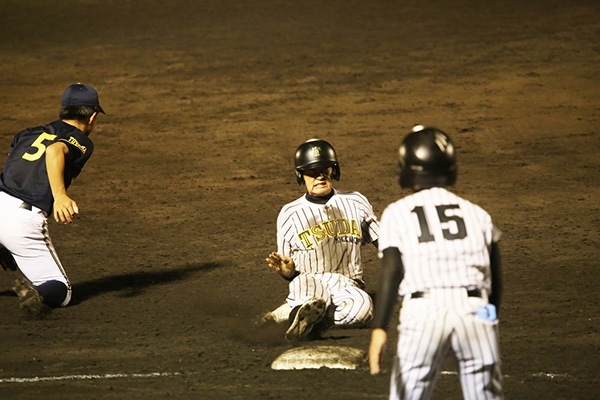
(264, 139), (380, 340)
(369, 126), (504, 399)
(0, 83), (104, 317)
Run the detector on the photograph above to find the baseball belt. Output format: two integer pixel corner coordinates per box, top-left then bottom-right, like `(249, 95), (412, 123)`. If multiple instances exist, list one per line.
(410, 288), (482, 299)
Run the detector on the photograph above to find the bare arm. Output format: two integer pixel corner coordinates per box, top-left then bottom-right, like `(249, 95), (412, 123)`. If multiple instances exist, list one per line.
(46, 142), (78, 224)
(369, 328), (388, 375)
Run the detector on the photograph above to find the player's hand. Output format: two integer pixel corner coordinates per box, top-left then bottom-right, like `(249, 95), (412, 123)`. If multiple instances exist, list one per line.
(369, 328), (387, 375)
(52, 194), (79, 224)
(266, 252), (295, 279)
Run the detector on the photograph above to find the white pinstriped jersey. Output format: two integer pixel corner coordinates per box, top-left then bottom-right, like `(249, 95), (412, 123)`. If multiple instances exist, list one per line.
(379, 187), (501, 296)
(277, 189), (380, 281)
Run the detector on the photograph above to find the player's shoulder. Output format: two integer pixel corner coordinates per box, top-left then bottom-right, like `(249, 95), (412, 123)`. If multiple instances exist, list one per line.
(278, 195), (306, 214)
(16, 122), (53, 136)
(383, 187), (482, 210)
(381, 195), (407, 216)
(18, 120), (77, 138)
(431, 188), (492, 220)
(37, 120), (68, 134)
(334, 189), (371, 204)
(53, 121), (94, 151)
(448, 189), (489, 212)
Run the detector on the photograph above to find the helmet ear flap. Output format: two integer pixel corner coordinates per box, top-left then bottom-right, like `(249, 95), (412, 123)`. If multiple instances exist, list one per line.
(331, 165), (341, 181)
(296, 170), (304, 185)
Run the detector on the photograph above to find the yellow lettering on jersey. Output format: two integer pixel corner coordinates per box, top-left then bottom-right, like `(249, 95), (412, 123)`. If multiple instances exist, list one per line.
(322, 220), (337, 237)
(67, 136), (87, 154)
(311, 224), (327, 243)
(337, 218), (351, 235)
(351, 219), (361, 237)
(298, 230), (314, 249)
(297, 218), (361, 249)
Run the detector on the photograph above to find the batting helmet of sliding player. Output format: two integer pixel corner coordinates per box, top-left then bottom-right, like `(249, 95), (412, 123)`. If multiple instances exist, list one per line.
(398, 125), (457, 190)
(294, 139), (341, 185)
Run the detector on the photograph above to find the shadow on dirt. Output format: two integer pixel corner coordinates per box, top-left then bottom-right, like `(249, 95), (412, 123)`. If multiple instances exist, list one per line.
(69, 262), (224, 306)
(229, 315), (354, 347)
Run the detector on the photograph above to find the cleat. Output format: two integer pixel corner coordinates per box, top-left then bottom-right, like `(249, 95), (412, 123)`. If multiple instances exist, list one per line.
(286, 298), (326, 340)
(12, 278), (51, 318)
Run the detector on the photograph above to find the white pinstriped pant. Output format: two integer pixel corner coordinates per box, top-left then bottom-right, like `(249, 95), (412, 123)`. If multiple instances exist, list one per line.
(0, 191), (71, 306)
(286, 272), (373, 327)
(391, 288), (503, 400)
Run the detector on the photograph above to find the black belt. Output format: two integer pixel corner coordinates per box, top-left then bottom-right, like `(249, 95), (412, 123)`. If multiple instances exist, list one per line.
(411, 288), (482, 299)
(20, 202), (33, 211)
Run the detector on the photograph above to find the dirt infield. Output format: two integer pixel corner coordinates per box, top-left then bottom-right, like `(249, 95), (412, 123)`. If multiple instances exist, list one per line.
(0, 0), (598, 399)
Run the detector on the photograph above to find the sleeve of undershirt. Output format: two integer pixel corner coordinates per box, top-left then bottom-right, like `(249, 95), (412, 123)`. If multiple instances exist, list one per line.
(371, 247), (404, 330)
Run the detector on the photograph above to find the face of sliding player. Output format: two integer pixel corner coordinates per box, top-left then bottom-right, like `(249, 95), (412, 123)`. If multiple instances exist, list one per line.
(302, 166), (334, 197)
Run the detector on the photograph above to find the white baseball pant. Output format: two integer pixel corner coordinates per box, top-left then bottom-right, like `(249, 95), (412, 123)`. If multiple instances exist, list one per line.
(287, 272), (373, 327)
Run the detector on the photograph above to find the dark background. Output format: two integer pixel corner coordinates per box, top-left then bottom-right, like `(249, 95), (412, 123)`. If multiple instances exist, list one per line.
(0, 0), (598, 398)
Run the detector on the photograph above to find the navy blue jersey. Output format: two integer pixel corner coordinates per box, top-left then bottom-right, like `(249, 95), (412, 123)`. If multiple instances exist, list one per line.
(0, 120), (94, 213)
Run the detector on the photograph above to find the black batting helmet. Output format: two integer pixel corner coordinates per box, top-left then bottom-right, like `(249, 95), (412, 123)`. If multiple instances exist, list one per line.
(398, 125), (457, 190)
(294, 139), (341, 185)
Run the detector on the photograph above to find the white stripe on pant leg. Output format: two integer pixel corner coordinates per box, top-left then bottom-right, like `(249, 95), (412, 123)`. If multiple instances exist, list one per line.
(42, 220), (70, 286)
(42, 220), (72, 307)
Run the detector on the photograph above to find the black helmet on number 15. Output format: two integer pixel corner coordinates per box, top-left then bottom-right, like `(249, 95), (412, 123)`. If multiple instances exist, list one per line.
(294, 139), (341, 185)
(398, 125), (457, 190)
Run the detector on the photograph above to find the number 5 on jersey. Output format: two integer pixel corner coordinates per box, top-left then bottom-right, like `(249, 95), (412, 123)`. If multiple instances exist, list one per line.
(412, 205), (467, 243)
(22, 132), (57, 161)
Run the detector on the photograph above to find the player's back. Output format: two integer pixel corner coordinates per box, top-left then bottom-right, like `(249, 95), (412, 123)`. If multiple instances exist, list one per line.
(0, 121), (94, 212)
(381, 187), (494, 293)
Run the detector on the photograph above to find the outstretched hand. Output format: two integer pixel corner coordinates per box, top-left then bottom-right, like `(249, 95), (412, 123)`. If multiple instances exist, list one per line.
(266, 252), (296, 279)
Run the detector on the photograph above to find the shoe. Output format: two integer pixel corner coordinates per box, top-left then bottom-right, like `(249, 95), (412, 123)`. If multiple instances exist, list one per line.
(254, 311), (276, 327)
(0, 246), (18, 271)
(285, 298), (326, 340)
(255, 303), (293, 326)
(254, 303), (292, 326)
(12, 278), (51, 318)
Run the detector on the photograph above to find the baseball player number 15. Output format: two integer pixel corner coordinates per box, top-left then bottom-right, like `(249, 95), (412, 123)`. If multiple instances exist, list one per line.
(412, 205), (467, 243)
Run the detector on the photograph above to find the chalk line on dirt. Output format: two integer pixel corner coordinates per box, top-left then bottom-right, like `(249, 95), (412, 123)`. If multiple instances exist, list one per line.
(0, 370), (575, 384)
(0, 371), (187, 384)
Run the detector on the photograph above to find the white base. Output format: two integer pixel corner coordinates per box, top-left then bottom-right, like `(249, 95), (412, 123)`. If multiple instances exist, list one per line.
(271, 345), (366, 370)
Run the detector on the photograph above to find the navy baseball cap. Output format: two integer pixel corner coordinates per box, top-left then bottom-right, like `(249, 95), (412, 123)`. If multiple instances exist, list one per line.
(61, 83), (105, 114)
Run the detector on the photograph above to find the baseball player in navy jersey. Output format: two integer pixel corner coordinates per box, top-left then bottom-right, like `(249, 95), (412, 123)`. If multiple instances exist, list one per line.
(0, 83), (104, 317)
(263, 139), (380, 340)
(369, 126), (503, 399)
